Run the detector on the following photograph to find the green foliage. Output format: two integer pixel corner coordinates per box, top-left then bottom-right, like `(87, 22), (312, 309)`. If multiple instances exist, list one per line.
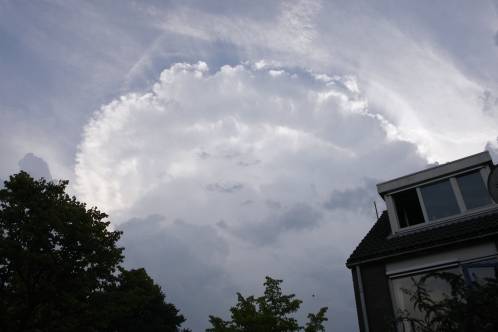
(0, 172), (187, 332)
(395, 272), (498, 332)
(207, 276), (328, 332)
(304, 307), (328, 332)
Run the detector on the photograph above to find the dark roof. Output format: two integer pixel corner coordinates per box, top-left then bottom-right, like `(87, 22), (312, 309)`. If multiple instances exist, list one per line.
(346, 208), (498, 268)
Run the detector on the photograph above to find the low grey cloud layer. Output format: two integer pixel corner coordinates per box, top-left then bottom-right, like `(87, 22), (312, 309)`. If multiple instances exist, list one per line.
(205, 182), (244, 194)
(118, 214), (234, 330)
(233, 202), (323, 246)
(2, 1), (498, 331)
(324, 178), (382, 216)
(18, 153), (52, 180)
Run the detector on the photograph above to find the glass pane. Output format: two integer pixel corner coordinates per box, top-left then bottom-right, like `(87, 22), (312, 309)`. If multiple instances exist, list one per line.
(420, 179), (460, 221)
(456, 170), (491, 210)
(393, 189), (425, 228)
(467, 266), (497, 284)
(464, 260), (498, 285)
(392, 267), (461, 330)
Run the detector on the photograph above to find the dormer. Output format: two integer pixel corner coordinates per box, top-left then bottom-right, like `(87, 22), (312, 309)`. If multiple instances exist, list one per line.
(377, 151), (496, 234)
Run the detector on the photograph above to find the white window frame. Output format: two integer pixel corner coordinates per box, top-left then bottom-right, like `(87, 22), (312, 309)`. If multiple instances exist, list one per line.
(390, 166), (496, 232)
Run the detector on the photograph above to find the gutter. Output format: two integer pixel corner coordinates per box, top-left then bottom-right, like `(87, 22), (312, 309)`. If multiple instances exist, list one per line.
(346, 231), (498, 268)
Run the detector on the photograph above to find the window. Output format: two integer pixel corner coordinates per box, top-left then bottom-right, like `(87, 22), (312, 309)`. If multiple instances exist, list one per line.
(420, 179), (460, 221)
(391, 267), (461, 331)
(456, 170), (491, 210)
(393, 168), (494, 229)
(393, 189), (424, 228)
(391, 261), (498, 331)
(462, 260), (498, 285)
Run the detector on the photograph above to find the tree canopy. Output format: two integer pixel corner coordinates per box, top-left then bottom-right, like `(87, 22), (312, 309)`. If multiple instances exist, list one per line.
(0, 172), (186, 331)
(207, 276), (328, 332)
(100, 268), (187, 332)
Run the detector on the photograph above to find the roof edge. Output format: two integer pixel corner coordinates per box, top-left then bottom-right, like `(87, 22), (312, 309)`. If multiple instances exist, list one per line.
(346, 230), (498, 268)
(377, 151), (492, 196)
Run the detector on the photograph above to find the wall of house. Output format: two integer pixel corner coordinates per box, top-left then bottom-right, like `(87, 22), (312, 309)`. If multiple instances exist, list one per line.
(386, 240), (498, 330)
(352, 240), (498, 332)
(354, 262), (395, 332)
(386, 241), (497, 276)
(351, 268), (366, 332)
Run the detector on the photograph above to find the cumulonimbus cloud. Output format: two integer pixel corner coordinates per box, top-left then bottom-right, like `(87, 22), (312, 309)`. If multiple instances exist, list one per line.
(75, 61), (428, 331)
(75, 61), (424, 215)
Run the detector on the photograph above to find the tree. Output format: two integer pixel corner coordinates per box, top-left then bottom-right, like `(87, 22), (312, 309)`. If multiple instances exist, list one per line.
(0, 172), (187, 331)
(101, 268), (187, 332)
(394, 271), (498, 332)
(304, 308), (329, 332)
(206, 276), (328, 332)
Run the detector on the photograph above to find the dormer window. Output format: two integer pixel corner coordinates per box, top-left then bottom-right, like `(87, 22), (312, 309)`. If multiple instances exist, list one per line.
(392, 168), (493, 230)
(378, 152), (496, 234)
(419, 179), (460, 221)
(456, 170), (491, 210)
(392, 189), (424, 228)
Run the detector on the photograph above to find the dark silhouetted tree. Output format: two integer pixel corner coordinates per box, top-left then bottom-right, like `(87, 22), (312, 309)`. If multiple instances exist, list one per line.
(0, 172), (187, 332)
(101, 268), (187, 332)
(206, 276), (328, 332)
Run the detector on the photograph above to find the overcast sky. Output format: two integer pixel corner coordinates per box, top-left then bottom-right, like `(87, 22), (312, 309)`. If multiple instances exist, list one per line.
(2, 1), (498, 330)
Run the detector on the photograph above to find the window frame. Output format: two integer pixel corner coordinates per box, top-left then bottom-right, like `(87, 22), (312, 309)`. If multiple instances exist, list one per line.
(390, 166), (495, 232)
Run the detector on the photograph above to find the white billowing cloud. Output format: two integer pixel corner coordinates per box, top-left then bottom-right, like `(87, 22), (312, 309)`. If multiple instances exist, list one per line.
(75, 61), (422, 215)
(135, 0), (498, 163)
(75, 61), (427, 331)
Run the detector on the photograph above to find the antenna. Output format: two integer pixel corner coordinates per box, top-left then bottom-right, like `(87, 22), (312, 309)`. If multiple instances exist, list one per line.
(373, 201), (379, 219)
(488, 166), (498, 204)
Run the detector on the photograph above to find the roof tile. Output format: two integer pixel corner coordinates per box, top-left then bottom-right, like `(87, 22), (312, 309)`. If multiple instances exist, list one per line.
(346, 208), (498, 267)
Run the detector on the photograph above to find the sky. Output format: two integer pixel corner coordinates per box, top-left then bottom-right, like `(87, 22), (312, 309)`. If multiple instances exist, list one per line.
(1, 1), (498, 330)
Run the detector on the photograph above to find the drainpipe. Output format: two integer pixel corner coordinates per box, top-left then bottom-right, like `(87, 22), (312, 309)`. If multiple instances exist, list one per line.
(356, 265), (370, 332)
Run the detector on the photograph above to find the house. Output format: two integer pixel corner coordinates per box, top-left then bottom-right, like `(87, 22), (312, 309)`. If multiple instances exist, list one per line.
(346, 151), (498, 332)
